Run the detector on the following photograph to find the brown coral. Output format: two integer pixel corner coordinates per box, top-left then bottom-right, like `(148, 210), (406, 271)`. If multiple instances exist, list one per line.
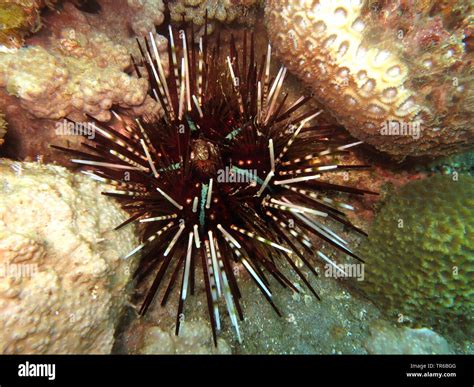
(265, 0), (473, 157)
(127, 0), (165, 36)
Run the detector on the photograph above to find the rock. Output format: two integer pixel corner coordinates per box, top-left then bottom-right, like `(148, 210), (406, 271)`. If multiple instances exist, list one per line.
(0, 160), (140, 353)
(365, 320), (453, 354)
(138, 321), (232, 354)
(117, 259), (384, 354)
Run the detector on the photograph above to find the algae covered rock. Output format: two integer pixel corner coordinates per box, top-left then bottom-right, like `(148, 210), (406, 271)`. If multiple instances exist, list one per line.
(358, 174), (474, 331)
(0, 160), (140, 353)
(127, 0), (165, 37)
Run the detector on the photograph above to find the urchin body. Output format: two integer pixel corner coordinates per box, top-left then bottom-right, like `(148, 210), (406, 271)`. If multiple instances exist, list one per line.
(55, 24), (376, 344)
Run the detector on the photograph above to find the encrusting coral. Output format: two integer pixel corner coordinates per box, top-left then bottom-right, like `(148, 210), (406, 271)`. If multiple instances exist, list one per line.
(358, 174), (474, 332)
(0, 27), (165, 121)
(0, 159), (140, 353)
(168, 0), (260, 35)
(0, 0), (57, 48)
(265, 0), (473, 157)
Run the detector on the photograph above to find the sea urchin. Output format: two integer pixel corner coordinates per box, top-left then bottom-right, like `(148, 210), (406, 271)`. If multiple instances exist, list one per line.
(53, 22), (377, 345)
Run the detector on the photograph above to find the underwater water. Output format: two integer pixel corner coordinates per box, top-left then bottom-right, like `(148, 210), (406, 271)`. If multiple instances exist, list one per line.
(0, 0), (472, 363)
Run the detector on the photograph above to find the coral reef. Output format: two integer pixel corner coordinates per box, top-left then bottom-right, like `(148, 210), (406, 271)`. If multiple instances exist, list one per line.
(364, 320), (453, 354)
(0, 160), (140, 353)
(358, 174), (474, 331)
(0, 0), (471, 357)
(0, 112), (6, 146)
(0, 27), (164, 121)
(127, 0), (165, 36)
(265, 0), (473, 157)
(0, 0), (57, 48)
(168, 0), (260, 35)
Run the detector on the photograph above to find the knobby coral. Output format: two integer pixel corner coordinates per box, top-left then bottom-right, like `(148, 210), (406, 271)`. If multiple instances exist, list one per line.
(127, 0), (165, 36)
(0, 160), (140, 353)
(0, 28), (165, 121)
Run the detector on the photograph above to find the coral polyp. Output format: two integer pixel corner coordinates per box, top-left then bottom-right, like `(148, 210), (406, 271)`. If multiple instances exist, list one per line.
(54, 24), (376, 344)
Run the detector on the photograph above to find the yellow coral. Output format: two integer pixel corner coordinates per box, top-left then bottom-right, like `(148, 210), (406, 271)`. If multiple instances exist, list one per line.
(0, 0), (57, 47)
(358, 175), (474, 332)
(0, 3), (29, 47)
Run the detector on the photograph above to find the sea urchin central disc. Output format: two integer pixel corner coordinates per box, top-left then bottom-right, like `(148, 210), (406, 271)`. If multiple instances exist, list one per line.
(190, 138), (220, 179)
